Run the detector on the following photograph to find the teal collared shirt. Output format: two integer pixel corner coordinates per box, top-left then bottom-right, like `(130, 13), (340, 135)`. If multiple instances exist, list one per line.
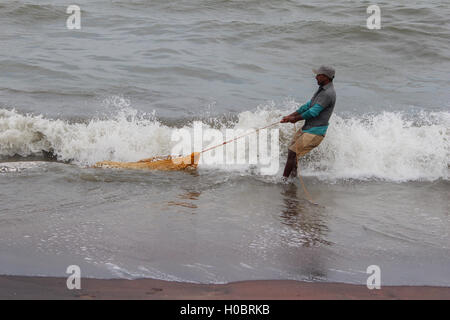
(296, 101), (328, 136)
(297, 82), (336, 135)
(296, 82), (336, 136)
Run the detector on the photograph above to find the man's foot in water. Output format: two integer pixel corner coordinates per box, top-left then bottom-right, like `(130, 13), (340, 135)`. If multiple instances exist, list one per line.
(291, 167), (297, 178)
(281, 176), (296, 184)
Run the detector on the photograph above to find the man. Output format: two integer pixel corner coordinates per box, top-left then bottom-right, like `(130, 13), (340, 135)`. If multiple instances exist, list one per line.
(280, 65), (336, 179)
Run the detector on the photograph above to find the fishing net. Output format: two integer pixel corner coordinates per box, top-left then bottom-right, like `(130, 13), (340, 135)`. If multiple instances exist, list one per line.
(92, 121), (279, 172)
(93, 152), (200, 171)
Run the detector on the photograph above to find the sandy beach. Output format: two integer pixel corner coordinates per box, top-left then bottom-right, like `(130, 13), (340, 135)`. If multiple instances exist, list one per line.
(1, 275), (449, 300)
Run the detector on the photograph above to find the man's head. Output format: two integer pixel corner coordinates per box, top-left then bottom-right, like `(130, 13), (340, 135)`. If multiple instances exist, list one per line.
(313, 65), (335, 86)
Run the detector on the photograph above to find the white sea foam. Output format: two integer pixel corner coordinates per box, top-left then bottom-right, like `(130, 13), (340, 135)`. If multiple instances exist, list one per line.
(0, 161), (50, 173)
(302, 111), (449, 182)
(0, 106), (448, 182)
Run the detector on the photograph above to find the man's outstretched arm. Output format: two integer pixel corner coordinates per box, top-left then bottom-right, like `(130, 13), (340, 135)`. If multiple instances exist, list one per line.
(299, 103), (324, 119)
(280, 111), (303, 123)
(281, 100), (310, 123)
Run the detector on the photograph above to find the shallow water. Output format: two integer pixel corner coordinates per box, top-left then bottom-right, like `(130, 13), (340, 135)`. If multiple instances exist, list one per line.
(0, 161), (448, 285)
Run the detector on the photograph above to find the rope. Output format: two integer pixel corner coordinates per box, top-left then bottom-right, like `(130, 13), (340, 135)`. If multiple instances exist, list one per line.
(294, 123), (318, 205)
(163, 121), (280, 159)
(200, 121), (280, 154)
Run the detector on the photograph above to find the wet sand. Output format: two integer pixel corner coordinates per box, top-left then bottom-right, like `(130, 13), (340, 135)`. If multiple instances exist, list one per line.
(1, 275), (449, 300)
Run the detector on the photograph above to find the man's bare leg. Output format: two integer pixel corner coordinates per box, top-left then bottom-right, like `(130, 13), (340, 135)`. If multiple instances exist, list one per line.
(283, 150), (298, 178)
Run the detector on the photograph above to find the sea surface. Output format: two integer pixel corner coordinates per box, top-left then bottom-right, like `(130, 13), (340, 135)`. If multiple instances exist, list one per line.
(0, 0), (449, 286)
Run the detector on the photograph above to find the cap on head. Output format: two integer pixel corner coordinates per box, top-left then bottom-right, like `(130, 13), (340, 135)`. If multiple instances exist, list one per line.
(312, 65), (335, 80)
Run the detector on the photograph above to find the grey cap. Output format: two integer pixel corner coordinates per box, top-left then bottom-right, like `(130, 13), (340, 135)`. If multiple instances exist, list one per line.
(312, 65), (335, 79)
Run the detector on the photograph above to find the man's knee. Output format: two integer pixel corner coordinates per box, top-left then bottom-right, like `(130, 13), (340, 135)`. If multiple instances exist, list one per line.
(287, 149), (297, 159)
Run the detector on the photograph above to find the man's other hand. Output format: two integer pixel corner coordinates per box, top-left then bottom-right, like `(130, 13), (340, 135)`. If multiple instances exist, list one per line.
(281, 116), (293, 123)
(281, 115), (297, 123)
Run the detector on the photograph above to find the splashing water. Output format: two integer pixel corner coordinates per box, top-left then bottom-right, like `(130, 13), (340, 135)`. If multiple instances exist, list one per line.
(0, 106), (448, 182)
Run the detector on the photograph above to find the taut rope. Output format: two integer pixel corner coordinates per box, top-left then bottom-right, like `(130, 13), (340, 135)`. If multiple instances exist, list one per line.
(199, 121), (280, 154)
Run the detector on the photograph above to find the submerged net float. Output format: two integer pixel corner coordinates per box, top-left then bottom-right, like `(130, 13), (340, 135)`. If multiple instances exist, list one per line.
(93, 152), (200, 171)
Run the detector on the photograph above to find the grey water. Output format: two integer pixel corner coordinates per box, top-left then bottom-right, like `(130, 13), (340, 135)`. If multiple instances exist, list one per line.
(0, 0), (449, 286)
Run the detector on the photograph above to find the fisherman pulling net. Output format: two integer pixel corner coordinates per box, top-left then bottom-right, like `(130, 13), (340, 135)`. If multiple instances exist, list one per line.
(93, 65), (336, 204)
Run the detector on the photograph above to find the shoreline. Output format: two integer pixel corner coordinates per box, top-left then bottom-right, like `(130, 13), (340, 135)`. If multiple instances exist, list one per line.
(1, 275), (449, 300)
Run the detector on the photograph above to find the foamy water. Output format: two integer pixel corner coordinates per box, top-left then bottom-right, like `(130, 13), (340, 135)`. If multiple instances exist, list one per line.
(1, 106), (448, 182)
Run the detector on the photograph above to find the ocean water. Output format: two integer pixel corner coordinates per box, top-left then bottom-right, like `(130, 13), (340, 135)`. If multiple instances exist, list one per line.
(0, 0), (449, 286)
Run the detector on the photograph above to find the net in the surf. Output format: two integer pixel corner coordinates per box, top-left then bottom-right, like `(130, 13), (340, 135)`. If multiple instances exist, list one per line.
(93, 152), (200, 171)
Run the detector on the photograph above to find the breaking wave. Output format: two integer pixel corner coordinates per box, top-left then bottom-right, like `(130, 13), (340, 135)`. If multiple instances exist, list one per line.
(0, 104), (448, 182)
